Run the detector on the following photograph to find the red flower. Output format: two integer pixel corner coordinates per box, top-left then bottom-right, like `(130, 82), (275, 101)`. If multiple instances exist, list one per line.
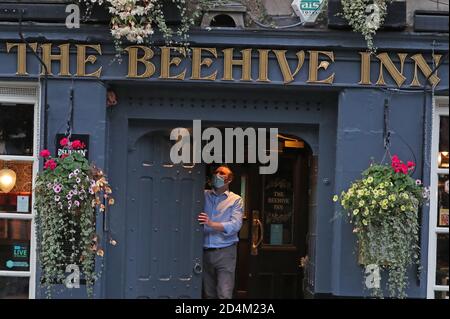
(60, 153), (69, 159)
(60, 137), (69, 147)
(392, 155), (400, 164)
(39, 149), (51, 158)
(407, 161), (415, 168)
(400, 164), (408, 174)
(71, 140), (85, 150)
(44, 159), (57, 170)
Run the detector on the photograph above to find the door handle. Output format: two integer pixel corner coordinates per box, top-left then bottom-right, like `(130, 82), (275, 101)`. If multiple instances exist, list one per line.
(251, 212), (264, 256)
(193, 262), (203, 275)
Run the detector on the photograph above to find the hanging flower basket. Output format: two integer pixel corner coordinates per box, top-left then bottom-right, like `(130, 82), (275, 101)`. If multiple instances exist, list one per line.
(333, 155), (429, 298)
(77, 0), (217, 51)
(34, 137), (115, 298)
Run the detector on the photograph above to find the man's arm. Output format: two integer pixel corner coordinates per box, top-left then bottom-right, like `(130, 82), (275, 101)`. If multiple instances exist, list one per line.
(221, 197), (243, 235)
(197, 197), (243, 235)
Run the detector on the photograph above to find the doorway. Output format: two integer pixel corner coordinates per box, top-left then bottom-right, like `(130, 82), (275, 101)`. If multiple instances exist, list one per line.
(206, 133), (312, 299)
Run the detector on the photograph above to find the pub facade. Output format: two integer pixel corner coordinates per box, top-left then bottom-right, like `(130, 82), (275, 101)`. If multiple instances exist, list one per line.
(0, 0), (448, 299)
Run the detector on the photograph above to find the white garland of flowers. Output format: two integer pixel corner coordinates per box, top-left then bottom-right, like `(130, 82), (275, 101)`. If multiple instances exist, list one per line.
(108, 0), (157, 44)
(78, 0), (217, 53)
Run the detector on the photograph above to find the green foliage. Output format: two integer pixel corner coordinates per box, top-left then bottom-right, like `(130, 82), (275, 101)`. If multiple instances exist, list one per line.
(35, 141), (114, 298)
(333, 156), (427, 298)
(340, 0), (392, 52)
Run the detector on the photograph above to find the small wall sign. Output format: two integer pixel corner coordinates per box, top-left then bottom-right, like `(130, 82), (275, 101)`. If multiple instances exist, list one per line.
(56, 134), (89, 160)
(291, 0), (325, 23)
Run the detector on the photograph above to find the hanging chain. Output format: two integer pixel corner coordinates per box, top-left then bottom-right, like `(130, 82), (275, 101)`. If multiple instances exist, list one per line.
(65, 85), (74, 141)
(381, 97), (392, 164)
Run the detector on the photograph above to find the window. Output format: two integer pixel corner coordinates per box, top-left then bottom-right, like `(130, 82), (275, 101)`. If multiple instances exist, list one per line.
(428, 96), (449, 299)
(0, 83), (40, 299)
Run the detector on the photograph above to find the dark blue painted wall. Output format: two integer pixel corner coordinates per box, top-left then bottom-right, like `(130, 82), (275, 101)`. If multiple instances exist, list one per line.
(34, 79), (107, 298)
(332, 89), (432, 297)
(0, 26), (448, 298)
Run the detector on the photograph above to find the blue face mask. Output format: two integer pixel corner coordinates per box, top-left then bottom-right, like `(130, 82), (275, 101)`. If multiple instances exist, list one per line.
(212, 174), (225, 189)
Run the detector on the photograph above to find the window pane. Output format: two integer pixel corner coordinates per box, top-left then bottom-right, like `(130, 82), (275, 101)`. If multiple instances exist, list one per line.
(0, 219), (31, 271)
(0, 103), (34, 156)
(436, 233), (449, 286)
(437, 174), (449, 227)
(0, 160), (33, 214)
(0, 277), (29, 299)
(435, 290), (449, 300)
(439, 116), (449, 169)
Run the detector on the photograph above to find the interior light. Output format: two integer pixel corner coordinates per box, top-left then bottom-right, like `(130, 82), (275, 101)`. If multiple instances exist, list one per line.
(0, 168), (16, 193)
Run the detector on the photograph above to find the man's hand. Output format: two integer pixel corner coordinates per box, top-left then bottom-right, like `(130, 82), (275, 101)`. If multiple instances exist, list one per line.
(198, 212), (225, 232)
(198, 212), (210, 226)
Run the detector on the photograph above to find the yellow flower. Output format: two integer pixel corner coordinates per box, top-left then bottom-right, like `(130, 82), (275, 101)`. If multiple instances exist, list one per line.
(359, 200), (365, 207)
(362, 219), (368, 226)
(389, 195), (396, 201)
(367, 176), (373, 183)
(401, 205), (406, 211)
(333, 195), (339, 202)
(382, 204), (388, 210)
(353, 209), (359, 215)
(363, 208), (369, 216)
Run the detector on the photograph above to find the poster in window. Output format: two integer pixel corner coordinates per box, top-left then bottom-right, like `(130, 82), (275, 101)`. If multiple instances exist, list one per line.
(263, 176), (293, 245)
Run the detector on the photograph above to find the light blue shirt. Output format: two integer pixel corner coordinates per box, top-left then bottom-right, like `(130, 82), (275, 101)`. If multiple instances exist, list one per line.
(203, 189), (243, 248)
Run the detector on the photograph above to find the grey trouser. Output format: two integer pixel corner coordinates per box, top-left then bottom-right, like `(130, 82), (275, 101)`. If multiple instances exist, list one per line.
(202, 244), (237, 299)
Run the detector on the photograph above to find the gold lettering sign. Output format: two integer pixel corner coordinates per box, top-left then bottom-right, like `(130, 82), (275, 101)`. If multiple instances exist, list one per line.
(375, 53), (407, 87)
(222, 48), (252, 81)
(160, 47), (187, 80)
(125, 46), (156, 78)
(191, 47), (217, 81)
(273, 50), (305, 84)
(76, 44), (102, 78)
(4, 43), (444, 88)
(40, 43), (71, 76)
(307, 50), (335, 84)
(6, 43), (37, 75)
(410, 54), (442, 87)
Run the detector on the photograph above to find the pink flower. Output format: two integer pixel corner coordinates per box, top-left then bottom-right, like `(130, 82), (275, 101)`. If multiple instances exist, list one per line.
(53, 184), (62, 193)
(71, 140), (85, 150)
(44, 159), (57, 170)
(60, 138), (69, 147)
(40, 149), (51, 158)
(407, 161), (415, 169)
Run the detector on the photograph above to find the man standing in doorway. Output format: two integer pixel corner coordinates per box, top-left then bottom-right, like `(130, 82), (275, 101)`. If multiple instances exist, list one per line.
(198, 166), (243, 299)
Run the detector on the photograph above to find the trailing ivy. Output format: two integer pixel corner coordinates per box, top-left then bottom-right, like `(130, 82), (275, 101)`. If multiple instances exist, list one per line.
(341, 0), (392, 52)
(334, 155), (428, 298)
(35, 139), (115, 298)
